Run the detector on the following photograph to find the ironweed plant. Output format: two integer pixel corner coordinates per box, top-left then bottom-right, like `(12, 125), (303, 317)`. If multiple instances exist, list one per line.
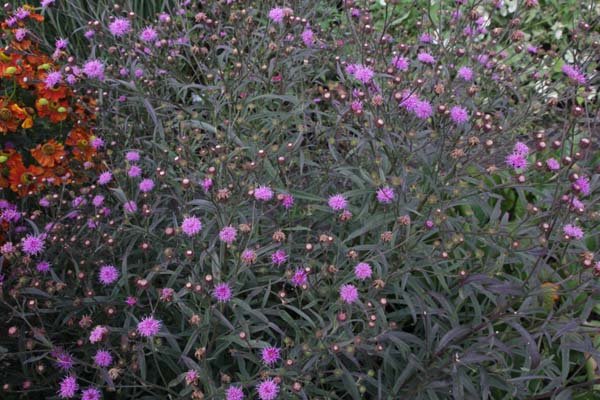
(1, 0), (599, 399)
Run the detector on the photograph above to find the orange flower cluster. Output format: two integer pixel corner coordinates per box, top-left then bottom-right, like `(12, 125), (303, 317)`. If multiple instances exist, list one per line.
(1, 5), (98, 197)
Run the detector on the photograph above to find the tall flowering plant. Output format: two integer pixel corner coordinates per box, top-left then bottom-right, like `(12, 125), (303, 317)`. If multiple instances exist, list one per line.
(0, 0), (598, 399)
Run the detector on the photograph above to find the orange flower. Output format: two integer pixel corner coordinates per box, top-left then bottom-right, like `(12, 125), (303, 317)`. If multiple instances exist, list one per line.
(66, 127), (97, 161)
(36, 81), (71, 103)
(42, 163), (73, 186)
(35, 97), (68, 123)
(8, 160), (44, 196)
(0, 99), (33, 133)
(0, 51), (23, 78)
(31, 140), (67, 167)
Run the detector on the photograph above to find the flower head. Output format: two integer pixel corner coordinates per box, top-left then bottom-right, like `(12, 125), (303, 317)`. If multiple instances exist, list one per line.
(44, 71), (62, 88)
(505, 153), (527, 170)
(291, 268), (308, 286)
(513, 142), (529, 156)
(89, 325), (108, 344)
(574, 176), (591, 196)
(257, 378), (279, 400)
(353, 64), (375, 84)
(563, 224), (584, 240)
(392, 56), (410, 71)
(109, 17), (131, 37)
(328, 194), (347, 211)
(140, 26), (158, 42)
(271, 250), (287, 266)
(301, 29), (314, 47)
(457, 66), (473, 81)
(98, 265), (119, 285)
(219, 226), (237, 244)
(340, 284), (359, 304)
(58, 376), (78, 399)
(268, 7), (285, 23)
(376, 187), (395, 204)
(83, 60), (105, 80)
(254, 185), (274, 201)
(21, 234), (45, 256)
(417, 52), (436, 64)
(81, 388), (101, 400)
(139, 178), (155, 192)
(181, 216), (203, 237)
(137, 316), (161, 337)
(123, 201), (137, 214)
(354, 262), (373, 280)
(450, 105), (469, 124)
(261, 346), (281, 367)
(94, 350), (112, 367)
(36, 260), (51, 273)
(213, 282), (233, 302)
(98, 171), (112, 185)
(226, 386), (245, 400)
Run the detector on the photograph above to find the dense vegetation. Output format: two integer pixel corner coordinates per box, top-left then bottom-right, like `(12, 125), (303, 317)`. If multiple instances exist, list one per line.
(1, 1), (598, 399)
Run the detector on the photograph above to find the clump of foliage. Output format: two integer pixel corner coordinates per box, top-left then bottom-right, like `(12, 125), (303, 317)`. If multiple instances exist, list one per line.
(0, 5), (99, 198)
(0, 0), (598, 399)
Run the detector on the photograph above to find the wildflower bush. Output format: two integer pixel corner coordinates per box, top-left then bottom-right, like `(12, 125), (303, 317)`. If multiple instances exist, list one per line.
(1, 0), (599, 399)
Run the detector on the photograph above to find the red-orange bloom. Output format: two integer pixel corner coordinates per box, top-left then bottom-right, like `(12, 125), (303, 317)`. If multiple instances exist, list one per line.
(31, 139), (67, 167)
(8, 160), (44, 196)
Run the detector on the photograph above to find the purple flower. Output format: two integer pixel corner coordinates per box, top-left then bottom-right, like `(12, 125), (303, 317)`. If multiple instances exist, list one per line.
(353, 64), (375, 84)
(126, 151), (140, 162)
(139, 179), (154, 193)
(140, 26), (158, 42)
(392, 56), (409, 71)
(58, 376), (78, 399)
(98, 171), (112, 185)
(505, 154), (527, 170)
(41, 0), (56, 7)
(181, 216), (202, 237)
(36, 260), (51, 273)
(563, 224), (584, 240)
(417, 52), (436, 64)
(137, 316), (161, 337)
(457, 66), (473, 81)
(98, 265), (119, 285)
(513, 142), (529, 156)
(83, 60), (105, 80)
(44, 71), (62, 88)
(21, 234), (45, 256)
(413, 100), (433, 119)
(450, 106), (469, 124)
(213, 282), (233, 302)
(257, 378), (279, 400)
(354, 262), (373, 280)
(268, 7), (285, 23)
(128, 165), (142, 177)
(92, 195), (105, 207)
(241, 249), (257, 264)
(291, 268), (307, 286)
(302, 29), (314, 47)
(81, 388), (102, 400)
(226, 386), (245, 400)
(89, 325), (108, 344)
(281, 194), (294, 209)
(15, 28), (28, 41)
(574, 176), (591, 196)
(271, 250), (287, 266)
(376, 187), (395, 204)
(123, 201), (137, 214)
(328, 194), (347, 211)
(219, 226), (237, 244)
(562, 64), (586, 85)
(94, 350), (112, 367)
(254, 185), (274, 201)
(546, 158), (560, 171)
(201, 178), (213, 192)
(54, 351), (75, 370)
(109, 17), (131, 37)
(340, 284), (359, 304)
(261, 346), (281, 366)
